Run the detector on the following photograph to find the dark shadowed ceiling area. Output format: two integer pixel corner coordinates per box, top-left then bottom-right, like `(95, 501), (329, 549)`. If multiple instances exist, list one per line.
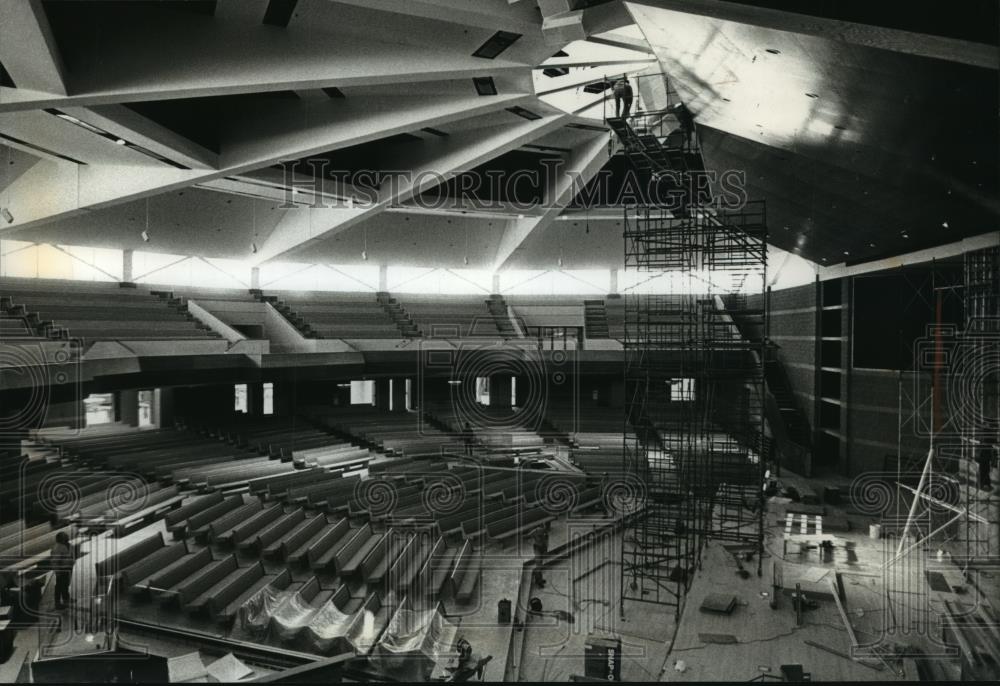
(626, 0), (1000, 264)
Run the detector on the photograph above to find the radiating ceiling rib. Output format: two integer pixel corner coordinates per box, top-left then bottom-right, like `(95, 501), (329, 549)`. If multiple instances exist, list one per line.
(253, 111), (575, 264)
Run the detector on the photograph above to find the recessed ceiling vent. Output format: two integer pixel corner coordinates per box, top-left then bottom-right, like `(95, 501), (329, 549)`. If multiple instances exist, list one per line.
(473, 31), (522, 59)
(506, 106), (541, 121)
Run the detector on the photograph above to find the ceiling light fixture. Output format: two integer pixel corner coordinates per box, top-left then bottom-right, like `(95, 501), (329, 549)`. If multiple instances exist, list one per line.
(141, 197), (150, 243)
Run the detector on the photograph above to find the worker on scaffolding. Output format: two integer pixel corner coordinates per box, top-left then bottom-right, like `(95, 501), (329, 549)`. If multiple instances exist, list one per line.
(613, 76), (634, 119)
(670, 101), (695, 149)
(977, 443), (995, 492)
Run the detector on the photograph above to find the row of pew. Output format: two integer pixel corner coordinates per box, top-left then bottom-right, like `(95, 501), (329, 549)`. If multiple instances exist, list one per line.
(266, 290), (401, 339)
(37, 417), (376, 496)
(305, 407), (464, 458)
(0, 278), (220, 345)
(99, 494), (482, 635)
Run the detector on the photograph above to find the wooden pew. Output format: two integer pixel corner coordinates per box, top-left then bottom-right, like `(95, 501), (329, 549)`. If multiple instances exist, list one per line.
(215, 504), (284, 548)
(361, 529), (410, 588)
(266, 514), (326, 560)
(249, 468), (329, 497)
(195, 500), (263, 543)
(412, 537), (456, 603)
(386, 533), (436, 594)
(171, 554), (239, 608)
(239, 509), (305, 555)
(300, 519), (351, 569)
(138, 548), (213, 597)
(450, 539), (480, 604)
(105, 486), (187, 536)
(287, 475), (359, 508)
(118, 541), (189, 591)
(94, 532), (166, 580)
(460, 502), (522, 538)
(164, 492), (225, 538)
(172, 495), (244, 539)
(489, 508), (554, 546)
(332, 526), (381, 577)
(189, 561), (267, 617)
(267, 468), (348, 498)
(215, 568), (292, 624)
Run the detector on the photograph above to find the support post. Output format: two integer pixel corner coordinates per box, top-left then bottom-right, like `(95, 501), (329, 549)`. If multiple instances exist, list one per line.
(375, 378), (391, 411)
(392, 378), (408, 413)
(490, 374), (513, 409)
(379, 264), (388, 292)
(251, 266), (260, 290)
(154, 387), (175, 428)
(117, 389), (139, 427)
(122, 248), (133, 283)
(246, 382), (264, 416)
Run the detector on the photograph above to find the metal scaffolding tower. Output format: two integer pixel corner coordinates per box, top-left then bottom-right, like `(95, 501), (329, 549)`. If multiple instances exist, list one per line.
(961, 246), (999, 564)
(611, 106), (769, 622)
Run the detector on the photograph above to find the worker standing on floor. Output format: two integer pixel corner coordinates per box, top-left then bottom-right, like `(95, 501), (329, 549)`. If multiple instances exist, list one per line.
(49, 531), (74, 610)
(448, 638), (493, 682)
(530, 522), (549, 588)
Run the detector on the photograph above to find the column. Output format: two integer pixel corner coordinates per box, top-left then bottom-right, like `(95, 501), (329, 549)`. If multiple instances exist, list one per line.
(515, 375), (531, 409)
(122, 248), (134, 283)
(609, 268), (618, 295)
(490, 374), (513, 408)
(154, 387), (175, 428)
(246, 382), (265, 416)
(251, 266), (260, 290)
(374, 378), (391, 411)
(379, 264), (388, 292)
(392, 378), (408, 412)
(117, 389), (139, 427)
(492, 272), (501, 294)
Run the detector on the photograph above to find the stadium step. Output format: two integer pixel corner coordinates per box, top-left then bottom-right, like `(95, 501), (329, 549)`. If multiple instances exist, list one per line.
(584, 299), (610, 338)
(377, 292), (422, 338)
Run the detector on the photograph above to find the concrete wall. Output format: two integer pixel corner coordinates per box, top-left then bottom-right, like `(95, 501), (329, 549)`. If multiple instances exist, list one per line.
(755, 283), (817, 427)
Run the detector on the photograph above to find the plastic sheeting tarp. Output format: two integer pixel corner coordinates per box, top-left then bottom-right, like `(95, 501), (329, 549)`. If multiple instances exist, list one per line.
(377, 606), (458, 665)
(238, 583), (372, 655)
(307, 601), (359, 654)
(239, 585), (295, 638)
(345, 607), (380, 654)
(270, 592), (319, 642)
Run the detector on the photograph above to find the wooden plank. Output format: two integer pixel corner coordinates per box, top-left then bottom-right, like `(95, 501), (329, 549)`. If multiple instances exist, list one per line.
(828, 576), (859, 648)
